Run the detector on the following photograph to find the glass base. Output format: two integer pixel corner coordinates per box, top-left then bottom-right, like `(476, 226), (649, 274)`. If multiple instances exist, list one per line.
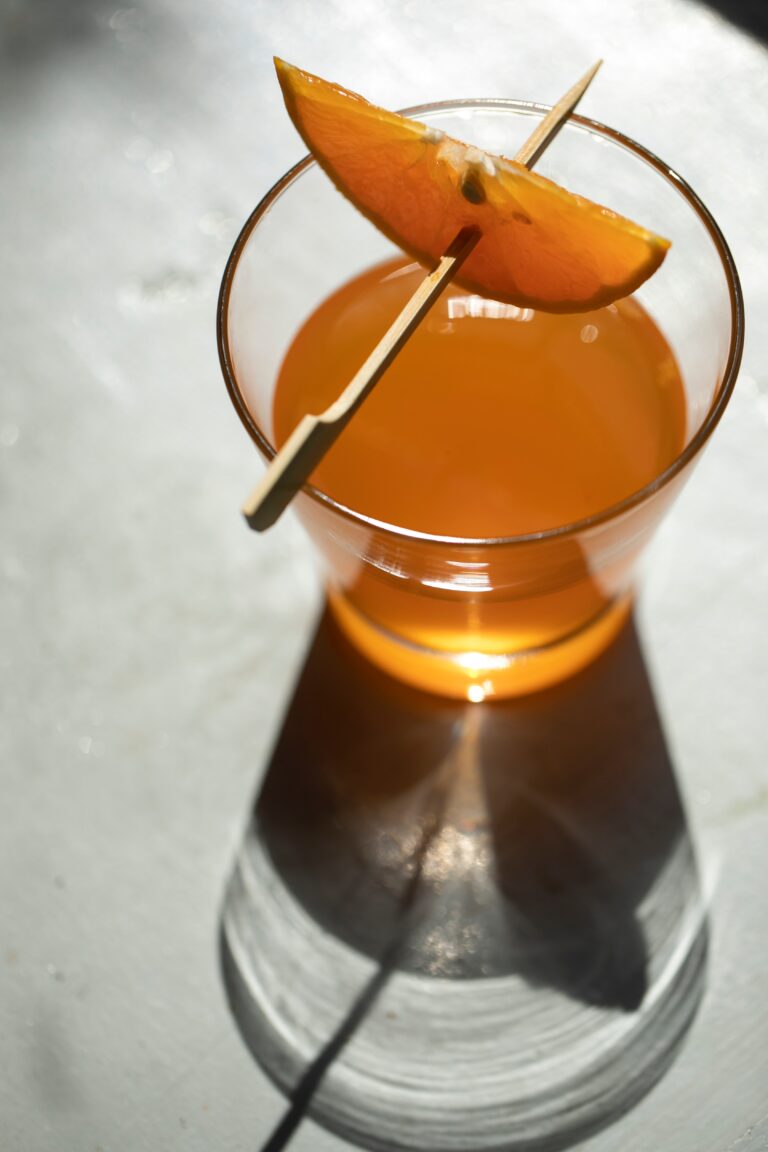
(328, 592), (633, 700)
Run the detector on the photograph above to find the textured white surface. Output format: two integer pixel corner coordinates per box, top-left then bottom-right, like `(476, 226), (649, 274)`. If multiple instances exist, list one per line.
(1, 1), (767, 1149)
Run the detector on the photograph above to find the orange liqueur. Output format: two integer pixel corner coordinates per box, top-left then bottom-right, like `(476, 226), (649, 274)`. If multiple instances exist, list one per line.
(274, 257), (686, 538)
(272, 256), (687, 695)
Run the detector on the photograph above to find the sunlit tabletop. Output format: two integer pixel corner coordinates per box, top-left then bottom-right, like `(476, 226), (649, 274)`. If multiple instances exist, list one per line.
(2, 2), (767, 1150)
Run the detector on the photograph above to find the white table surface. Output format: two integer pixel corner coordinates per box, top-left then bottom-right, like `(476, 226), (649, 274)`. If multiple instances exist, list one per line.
(2, 1), (767, 1149)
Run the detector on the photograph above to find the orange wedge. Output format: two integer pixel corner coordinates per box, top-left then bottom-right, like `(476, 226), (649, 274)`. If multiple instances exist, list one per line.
(275, 58), (670, 313)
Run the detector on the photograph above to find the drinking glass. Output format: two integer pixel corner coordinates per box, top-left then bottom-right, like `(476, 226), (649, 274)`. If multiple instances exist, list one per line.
(217, 101), (743, 700)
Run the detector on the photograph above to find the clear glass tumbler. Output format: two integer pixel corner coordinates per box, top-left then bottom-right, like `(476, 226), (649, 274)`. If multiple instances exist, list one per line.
(218, 101), (743, 700)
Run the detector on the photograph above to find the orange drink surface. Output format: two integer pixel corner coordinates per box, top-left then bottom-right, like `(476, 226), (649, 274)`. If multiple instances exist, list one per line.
(275, 257), (685, 537)
(272, 256), (687, 698)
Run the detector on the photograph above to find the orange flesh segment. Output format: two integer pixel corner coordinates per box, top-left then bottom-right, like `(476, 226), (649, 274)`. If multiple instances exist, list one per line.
(275, 58), (670, 313)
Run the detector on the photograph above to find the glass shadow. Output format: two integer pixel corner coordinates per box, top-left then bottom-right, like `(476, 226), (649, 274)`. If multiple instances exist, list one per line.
(220, 607), (708, 1152)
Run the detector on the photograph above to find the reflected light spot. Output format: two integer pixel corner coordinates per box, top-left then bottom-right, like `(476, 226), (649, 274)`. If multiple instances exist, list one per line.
(110, 8), (139, 31)
(4, 556), (25, 582)
(109, 7), (144, 40)
(381, 262), (421, 283)
(124, 135), (152, 162)
(580, 324), (599, 344)
(467, 684), (485, 703)
(146, 149), (175, 175)
(448, 296), (534, 322)
(198, 211), (234, 238)
(454, 650), (510, 671)
(423, 826), (487, 882)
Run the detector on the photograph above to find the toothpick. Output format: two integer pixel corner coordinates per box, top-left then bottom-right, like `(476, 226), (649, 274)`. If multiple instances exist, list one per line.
(243, 61), (602, 531)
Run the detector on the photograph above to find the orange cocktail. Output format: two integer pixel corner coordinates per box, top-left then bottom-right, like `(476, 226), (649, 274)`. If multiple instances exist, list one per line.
(272, 254), (687, 697)
(219, 97), (742, 699)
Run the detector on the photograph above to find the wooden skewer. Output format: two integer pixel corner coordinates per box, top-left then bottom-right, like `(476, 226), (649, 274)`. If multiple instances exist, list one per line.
(243, 60), (602, 531)
(513, 59), (602, 168)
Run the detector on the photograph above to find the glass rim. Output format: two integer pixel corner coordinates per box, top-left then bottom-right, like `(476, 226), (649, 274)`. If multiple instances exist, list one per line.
(217, 97), (744, 548)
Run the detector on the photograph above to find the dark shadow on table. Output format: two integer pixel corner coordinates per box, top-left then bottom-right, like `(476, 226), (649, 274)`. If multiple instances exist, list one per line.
(701, 0), (768, 43)
(0, 0), (170, 74)
(220, 607), (708, 1152)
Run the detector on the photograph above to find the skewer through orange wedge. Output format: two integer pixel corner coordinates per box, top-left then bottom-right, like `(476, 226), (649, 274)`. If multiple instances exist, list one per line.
(275, 58), (670, 313)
